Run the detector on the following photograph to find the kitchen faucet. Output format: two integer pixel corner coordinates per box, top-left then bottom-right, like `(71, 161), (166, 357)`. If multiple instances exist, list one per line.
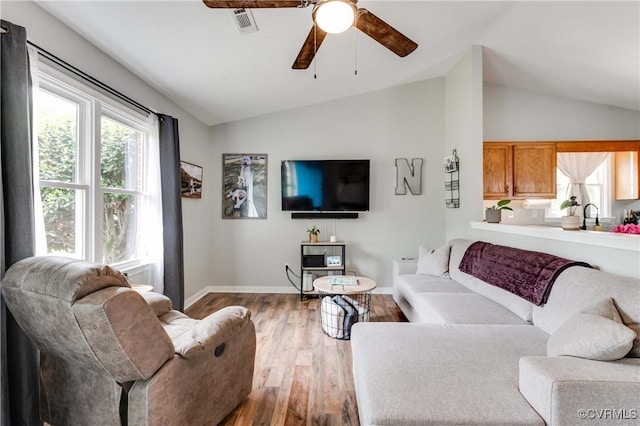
(580, 203), (599, 230)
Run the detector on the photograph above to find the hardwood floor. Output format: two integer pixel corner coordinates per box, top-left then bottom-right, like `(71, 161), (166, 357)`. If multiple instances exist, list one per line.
(186, 293), (407, 426)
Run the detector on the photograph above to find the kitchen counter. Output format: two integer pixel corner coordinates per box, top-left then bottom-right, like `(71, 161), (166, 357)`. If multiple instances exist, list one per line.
(470, 221), (639, 252)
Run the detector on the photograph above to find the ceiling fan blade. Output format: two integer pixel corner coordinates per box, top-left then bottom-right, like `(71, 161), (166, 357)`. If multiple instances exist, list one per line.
(292, 26), (328, 69)
(202, 0), (307, 8)
(355, 8), (417, 57)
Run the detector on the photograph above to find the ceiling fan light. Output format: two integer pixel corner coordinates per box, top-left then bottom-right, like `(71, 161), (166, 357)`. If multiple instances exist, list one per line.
(313, 0), (356, 34)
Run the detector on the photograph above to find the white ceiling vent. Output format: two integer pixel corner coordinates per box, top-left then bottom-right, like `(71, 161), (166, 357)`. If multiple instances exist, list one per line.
(231, 8), (258, 35)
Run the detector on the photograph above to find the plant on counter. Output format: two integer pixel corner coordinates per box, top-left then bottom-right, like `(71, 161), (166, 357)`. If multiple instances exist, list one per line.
(485, 200), (512, 224)
(486, 199), (513, 211)
(560, 196), (580, 216)
(559, 196), (581, 230)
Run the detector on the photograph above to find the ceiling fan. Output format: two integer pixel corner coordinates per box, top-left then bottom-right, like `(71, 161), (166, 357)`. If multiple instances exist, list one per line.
(202, 0), (418, 70)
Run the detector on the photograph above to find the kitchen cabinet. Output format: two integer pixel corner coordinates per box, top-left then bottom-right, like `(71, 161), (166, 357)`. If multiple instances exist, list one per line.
(483, 143), (512, 198)
(615, 151), (639, 200)
(483, 142), (557, 199)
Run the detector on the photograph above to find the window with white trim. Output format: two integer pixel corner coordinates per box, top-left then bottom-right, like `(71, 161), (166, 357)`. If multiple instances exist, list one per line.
(34, 67), (154, 269)
(547, 154), (612, 218)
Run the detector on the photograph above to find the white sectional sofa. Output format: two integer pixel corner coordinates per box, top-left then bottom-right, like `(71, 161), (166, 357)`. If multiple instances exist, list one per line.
(351, 239), (640, 426)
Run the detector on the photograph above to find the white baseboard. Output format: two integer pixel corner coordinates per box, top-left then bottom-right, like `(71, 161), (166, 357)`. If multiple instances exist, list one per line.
(185, 285), (392, 309)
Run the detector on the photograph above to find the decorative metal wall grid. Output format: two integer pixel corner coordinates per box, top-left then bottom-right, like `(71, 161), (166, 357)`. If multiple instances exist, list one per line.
(444, 149), (460, 208)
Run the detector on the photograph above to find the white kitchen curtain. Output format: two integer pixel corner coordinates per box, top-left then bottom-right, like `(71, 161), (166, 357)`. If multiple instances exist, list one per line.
(557, 152), (607, 216)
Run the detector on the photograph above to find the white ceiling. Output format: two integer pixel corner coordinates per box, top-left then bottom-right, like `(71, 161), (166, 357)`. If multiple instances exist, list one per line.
(36, 1), (640, 126)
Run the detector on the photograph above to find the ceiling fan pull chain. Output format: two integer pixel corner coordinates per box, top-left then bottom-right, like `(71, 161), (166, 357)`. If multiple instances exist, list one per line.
(314, 23), (318, 79)
(354, 16), (358, 76)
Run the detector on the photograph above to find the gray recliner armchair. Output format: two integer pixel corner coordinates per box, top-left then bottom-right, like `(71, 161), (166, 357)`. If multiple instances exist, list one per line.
(1, 256), (256, 425)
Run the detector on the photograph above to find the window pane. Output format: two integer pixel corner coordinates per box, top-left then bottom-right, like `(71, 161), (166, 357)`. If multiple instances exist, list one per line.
(103, 192), (140, 264)
(549, 158), (609, 217)
(101, 117), (144, 190)
(36, 90), (78, 182)
(547, 169), (570, 216)
(586, 164), (604, 184)
(40, 187), (79, 256)
(585, 185), (601, 213)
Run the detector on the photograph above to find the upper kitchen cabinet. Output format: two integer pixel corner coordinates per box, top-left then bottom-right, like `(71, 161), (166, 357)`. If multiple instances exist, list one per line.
(483, 142), (557, 199)
(483, 143), (512, 198)
(614, 151), (639, 200)
(512, 144), (557, 198)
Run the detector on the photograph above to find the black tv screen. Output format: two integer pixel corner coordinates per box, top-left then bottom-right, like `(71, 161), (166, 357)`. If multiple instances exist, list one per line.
(281, 160), (370, 212)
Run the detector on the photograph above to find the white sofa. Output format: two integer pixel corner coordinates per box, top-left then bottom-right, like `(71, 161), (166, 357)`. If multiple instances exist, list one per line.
(351, 239), (640, 426)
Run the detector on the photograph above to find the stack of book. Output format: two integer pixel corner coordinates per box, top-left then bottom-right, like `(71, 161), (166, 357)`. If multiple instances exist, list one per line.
(329, 276), (358, 286)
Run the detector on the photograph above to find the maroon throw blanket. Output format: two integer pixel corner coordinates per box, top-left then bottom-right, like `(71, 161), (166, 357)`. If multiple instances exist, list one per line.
(459, 241), (591, 305)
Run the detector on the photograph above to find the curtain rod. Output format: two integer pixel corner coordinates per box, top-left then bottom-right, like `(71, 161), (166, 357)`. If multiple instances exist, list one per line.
(27, 40), (157, 117)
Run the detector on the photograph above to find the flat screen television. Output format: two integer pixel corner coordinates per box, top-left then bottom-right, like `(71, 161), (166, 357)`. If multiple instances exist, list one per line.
(281, 160), (370, 212)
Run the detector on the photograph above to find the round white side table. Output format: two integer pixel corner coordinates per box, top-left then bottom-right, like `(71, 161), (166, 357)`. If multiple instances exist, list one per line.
(313, 275), (376, 340)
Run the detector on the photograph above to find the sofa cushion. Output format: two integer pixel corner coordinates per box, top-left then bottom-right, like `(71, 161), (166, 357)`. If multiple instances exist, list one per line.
(532, 266), (640, 358)
(393, 274), (473, 323)
(579, 297), (624, 320)
(412, 293), (529, 324)
(519, 356), (640, 425)
(351, 323), (547, 426)
(547, 299), (636, 361)
(416, 245), (450, 277)
(628, 324), (640, 357)
(395, 274), (472, 295)
(449, 239), (533, 323)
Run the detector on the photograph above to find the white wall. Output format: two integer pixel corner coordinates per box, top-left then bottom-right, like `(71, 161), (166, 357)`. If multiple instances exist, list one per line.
(484, 83), (640, 141)
(209, 78), (446, 291)
(444, 45), (485, 240)
(1, 1), (213, 300)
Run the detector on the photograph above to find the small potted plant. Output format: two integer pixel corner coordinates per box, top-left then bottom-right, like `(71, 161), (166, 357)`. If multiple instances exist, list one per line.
(307, 225), (320, 243)
(560, 196), (581, 230)
(485, 200), (513, 223)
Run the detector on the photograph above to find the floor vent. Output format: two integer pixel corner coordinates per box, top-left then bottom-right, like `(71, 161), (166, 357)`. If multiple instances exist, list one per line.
(232, 8), (258, 35)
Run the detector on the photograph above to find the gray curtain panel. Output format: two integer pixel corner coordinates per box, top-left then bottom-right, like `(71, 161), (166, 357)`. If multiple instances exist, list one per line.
(158, 114), (185, 311)
(0, 20), (41, 426)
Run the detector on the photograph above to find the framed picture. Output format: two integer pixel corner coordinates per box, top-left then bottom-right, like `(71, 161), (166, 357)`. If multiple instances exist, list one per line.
(444, 154), (459, 173)
(222, 153), (267, 219)
(180, 161), (203, 199)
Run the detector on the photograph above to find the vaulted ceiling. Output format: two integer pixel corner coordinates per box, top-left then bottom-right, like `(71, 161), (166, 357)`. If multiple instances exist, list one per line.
(37, 1), (640, 126)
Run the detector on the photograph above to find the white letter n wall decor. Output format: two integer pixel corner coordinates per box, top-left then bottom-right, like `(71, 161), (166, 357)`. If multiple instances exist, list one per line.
(395, 158), (423, 195)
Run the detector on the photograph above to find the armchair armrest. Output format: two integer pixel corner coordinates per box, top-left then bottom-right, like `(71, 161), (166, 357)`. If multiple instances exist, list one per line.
(140, 291), (172, 317)
(519, 356), (640, 425)
(128, 306), (256, 426)
(168, 306), (252, 359)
